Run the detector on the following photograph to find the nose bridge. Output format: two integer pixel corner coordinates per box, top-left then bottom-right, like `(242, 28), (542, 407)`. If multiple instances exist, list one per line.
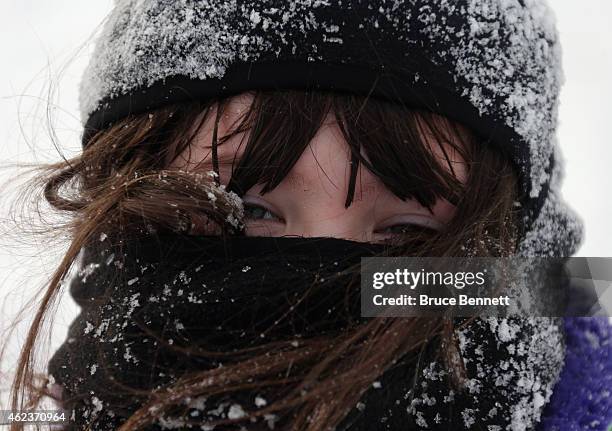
(284, 208), (370, 242)
(279, 119), (377, 242)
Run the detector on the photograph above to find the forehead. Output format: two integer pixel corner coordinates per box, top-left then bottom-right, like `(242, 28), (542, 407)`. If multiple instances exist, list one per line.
(180, 93), (255, 171)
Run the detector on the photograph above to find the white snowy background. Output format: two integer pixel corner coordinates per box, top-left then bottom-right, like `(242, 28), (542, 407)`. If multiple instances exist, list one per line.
(0, 0), (611, 409)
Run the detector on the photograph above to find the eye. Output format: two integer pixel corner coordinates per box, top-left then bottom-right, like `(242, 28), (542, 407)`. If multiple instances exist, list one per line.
(373, 222), (440, 245)
(243, 202), (283, 222)
(375, 216), (443, 236)
(377, 223), (439, 236)
(379, 224), (433, 234)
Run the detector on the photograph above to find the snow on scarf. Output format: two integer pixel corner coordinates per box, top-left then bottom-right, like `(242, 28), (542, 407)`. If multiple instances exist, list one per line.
(48, 232), (570, 430)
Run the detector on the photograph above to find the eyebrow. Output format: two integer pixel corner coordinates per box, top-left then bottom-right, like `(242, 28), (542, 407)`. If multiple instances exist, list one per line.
(284, 171), (307, 186)
(189, 145), (241, 168)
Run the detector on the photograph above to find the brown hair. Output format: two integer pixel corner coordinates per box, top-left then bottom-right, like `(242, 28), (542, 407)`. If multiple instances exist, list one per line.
(1, 89), (519, 430)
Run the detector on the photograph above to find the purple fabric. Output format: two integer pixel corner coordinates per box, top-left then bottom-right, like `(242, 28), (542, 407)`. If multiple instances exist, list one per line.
(538, 317), (612, 431)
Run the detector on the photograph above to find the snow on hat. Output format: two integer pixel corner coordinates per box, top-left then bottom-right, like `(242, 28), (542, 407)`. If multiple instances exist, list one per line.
(77, 0), (582, 257)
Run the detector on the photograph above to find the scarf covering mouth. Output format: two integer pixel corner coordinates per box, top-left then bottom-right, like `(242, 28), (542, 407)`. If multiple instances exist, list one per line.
(47, 231), (566, 430)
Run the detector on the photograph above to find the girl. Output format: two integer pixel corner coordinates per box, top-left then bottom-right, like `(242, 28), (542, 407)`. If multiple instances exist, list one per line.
(3, 1), (611, 430)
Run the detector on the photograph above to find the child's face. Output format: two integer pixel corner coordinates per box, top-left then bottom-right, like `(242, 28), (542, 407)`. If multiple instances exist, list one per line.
(169, 92), (467, 243)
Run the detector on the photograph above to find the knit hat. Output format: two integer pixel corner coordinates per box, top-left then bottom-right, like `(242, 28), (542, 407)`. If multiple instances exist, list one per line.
(78, 0), (582, 257)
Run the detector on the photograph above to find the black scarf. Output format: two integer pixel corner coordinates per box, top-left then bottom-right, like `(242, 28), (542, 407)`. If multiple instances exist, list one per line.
(47, 231), (564, 430)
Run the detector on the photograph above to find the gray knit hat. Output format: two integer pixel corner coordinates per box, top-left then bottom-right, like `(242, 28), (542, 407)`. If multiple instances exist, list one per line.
(78, 0), (583, 257)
